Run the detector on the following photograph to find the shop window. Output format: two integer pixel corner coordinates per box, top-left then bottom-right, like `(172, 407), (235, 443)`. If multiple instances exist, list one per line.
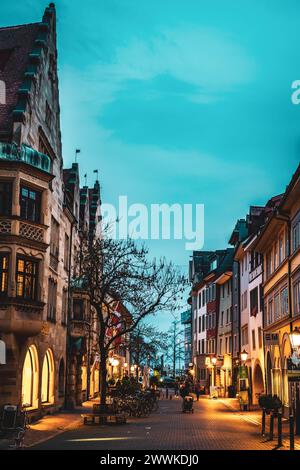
(16, 257), (38, 300)
(41, 349), (55, 404)
(20, 186), (41, 223)
(0, 181), (12, 216)
(0, 253), (9, 295)
(21, 345), (39, 408)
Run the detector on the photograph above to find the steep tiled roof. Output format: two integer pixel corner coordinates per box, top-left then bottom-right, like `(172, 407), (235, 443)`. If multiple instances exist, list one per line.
(0, 23), (40, 136)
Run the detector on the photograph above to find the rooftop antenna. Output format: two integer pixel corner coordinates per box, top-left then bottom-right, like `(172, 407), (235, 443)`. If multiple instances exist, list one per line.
(93, 169), (99, 181)
(84, 173), (87, 186)
(75, 148), (80, 163)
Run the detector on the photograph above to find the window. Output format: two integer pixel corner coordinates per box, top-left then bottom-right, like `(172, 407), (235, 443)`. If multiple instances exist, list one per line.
(274, 241), (278, 271)
(16, 257), (38, 300)
(274, 293), (280, 321)
(221, 311), (224, 326)
(64, 233), (70, 271)
(50, 216), (59, 264)
(201, 339), (205, 354)
(268, 299), (273, 325)
(241, 326), (248, 346)
(198, 292), (201, 309)
(225, 337), (228, 354)
(252, 330), (256, 350)
(266, 251), (272, 278)
(22, 345), (39, 409)
(226, 309), (230, 324)
(47, 278), (57, 322)
(294, 278), (300, 316)
(210, 259), (217, 271)
(20, 186), (41, 223)
(279, 237), (284, 264)
(258, 327), (263, 349)
(45, 101), (53, 129)
(292, 217), (300, 252)
(250, 287), (259, 316)
(0, 80), (5, 104)
(73, 299), (84, 320)
(219, 338), (223, 355)
(61, 288), (68, 325)
(0, 253), (9, 295)
(0, 181), (12, 216)
(280, 287), (289, 318)
(41, 349), (54, 403)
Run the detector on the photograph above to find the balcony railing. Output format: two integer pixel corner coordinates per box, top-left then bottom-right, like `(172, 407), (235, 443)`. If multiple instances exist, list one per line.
(0, 218), (46, 244)
(0, 142), (52, 173)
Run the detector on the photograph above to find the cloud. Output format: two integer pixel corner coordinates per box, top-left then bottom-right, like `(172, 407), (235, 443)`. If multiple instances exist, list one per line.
(60, 26), (256, 118)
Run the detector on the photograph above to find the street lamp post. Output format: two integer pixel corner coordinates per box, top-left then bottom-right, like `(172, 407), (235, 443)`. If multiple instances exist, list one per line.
(211, 356), (217, 388)
(289, 327), (300, 436)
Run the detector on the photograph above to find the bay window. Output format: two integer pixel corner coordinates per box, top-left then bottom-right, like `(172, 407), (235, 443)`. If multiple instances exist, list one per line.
(0, 181), (12, 216)
(20, 186), (41, 223)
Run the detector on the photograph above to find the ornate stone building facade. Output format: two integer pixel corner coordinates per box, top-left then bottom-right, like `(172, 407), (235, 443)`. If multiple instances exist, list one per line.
(0, 4), (103, 418)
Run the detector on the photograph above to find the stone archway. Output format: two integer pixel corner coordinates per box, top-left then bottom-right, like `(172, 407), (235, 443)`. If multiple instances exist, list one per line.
(252, 362), (264, 404)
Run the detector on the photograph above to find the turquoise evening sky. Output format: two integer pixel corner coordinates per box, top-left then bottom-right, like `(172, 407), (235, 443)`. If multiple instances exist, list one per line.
(2, 1), (300, 325)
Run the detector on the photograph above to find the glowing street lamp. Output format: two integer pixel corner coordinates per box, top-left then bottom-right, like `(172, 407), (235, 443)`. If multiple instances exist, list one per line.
(290, 327), (300, 349)
(211, 356), (217, 366)
(240, 349), (248, 363)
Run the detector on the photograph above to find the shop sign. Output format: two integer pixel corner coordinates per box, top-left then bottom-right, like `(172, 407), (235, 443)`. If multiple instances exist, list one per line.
(238, 365), (248, 379)
(264, 333), (279, 346)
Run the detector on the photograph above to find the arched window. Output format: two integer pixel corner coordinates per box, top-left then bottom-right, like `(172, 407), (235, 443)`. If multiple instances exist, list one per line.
(0, 80), (6, 105)
(58, 359), (65, 398)
(41, 349), (55, 404)
(22, 345), (39, 409)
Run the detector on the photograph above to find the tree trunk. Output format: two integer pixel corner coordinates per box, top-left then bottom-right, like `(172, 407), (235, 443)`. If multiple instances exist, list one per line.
(100, 347), (107, 407)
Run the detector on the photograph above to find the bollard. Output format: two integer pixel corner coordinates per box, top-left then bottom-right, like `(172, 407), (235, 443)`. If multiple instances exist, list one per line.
(277, 411), (282, 448)
(290, 413), (295, 451)
(261, 409), (266, 436)
(270, 412), (274, 441)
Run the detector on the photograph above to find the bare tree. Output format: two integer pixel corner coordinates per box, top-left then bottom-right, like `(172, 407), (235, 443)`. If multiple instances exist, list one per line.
(75, 231), (187, 407)
(129, 324), (168, 375)
(165, 319), (185, 377)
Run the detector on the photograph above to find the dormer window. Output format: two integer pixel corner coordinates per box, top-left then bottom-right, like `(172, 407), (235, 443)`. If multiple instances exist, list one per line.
(210, 259), (217, 271)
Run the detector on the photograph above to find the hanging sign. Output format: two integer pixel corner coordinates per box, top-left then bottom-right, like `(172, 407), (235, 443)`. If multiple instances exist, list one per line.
(264, 333), (279, 346)
(238, 365), (248, 379)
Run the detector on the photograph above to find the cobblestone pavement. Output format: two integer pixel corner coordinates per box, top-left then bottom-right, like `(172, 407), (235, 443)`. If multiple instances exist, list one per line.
(30, 396), (285, 450)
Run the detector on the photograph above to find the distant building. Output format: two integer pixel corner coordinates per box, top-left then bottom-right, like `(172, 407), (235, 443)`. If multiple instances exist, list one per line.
(254, 166), (300, 418)
(181, 308), (192, 370)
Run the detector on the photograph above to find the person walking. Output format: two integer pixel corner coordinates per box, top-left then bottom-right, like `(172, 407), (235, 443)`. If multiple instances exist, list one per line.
(174, 380), (179, 397)
(195, 381), (201, 401)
